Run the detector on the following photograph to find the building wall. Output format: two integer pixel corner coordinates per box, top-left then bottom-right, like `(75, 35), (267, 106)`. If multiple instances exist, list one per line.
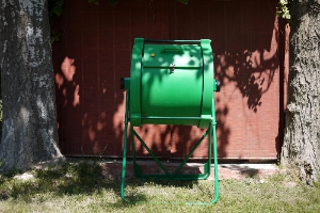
(53, 0), (283, 159)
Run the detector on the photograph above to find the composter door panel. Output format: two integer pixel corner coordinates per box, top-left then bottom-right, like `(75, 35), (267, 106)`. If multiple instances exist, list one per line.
(141, 68), (203, 125)
(141, 44), (204, 126)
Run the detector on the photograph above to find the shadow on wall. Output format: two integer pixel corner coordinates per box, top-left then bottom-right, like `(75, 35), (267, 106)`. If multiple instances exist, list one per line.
(215, 48), (278, 113)
(213, 14), (280, 158)
(112, 29), (279, 160)
(55, 56), (115, 156)
(53, 0), (281, 160)
(55, 57), (80, 154)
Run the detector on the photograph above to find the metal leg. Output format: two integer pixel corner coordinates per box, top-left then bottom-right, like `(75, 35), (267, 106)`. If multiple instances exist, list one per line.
(211, 97), (219, 204)
(184, 120), (219, 206)
(120, 90), (130, 202)
(211, 120), (219, 204)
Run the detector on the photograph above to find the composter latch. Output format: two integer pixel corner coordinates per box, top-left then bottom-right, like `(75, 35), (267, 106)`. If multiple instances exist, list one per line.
(170, 63), (175, 73)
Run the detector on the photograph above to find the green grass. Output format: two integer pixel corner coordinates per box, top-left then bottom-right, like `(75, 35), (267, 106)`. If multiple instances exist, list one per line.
(0, 161), (319, 213)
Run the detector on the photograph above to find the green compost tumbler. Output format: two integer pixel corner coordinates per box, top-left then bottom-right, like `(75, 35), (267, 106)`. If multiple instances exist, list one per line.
(120, 38), (220, 205)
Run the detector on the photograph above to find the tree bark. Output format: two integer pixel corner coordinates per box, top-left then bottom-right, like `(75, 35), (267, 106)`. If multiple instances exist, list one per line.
(281, 0), (320, 184)
(0, 0), (64, 173)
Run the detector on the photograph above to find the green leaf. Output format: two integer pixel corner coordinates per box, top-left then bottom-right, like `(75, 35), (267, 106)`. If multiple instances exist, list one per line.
(279, 0), (288, 4)
(176, 0), (189, 4)
(88, 0), (99, 5)
(284, 14), (291, 19)
(53, 6), (63, 17)
(56, 0), (64, 7)
(108, 0), (118, 5)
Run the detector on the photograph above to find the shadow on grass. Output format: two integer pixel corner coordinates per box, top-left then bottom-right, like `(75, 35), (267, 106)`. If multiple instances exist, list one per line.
(220, 164), (261, 178)
(0, 160), (205, 206)
(0, 161), (118, 202)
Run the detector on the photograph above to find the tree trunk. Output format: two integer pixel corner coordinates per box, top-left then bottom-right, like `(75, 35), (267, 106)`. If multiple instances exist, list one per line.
(0, 0), (64, 173)
(281, 0), (320, 184)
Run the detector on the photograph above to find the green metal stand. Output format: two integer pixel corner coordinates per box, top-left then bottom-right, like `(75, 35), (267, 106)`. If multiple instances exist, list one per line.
(120, 90), (219, 205)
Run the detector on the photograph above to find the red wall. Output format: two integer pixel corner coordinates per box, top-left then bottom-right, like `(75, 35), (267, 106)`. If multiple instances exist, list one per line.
(53, 0), (283, 159)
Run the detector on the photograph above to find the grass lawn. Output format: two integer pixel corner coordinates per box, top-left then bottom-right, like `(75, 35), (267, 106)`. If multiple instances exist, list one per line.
(0, 160), (319, 213)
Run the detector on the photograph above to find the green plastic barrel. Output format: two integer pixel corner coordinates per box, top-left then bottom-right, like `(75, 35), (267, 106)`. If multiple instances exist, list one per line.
(122, 38), (219, 128)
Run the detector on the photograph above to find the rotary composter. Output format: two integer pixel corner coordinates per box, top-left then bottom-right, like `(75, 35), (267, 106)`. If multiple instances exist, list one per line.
(120, 38), (220, 204)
